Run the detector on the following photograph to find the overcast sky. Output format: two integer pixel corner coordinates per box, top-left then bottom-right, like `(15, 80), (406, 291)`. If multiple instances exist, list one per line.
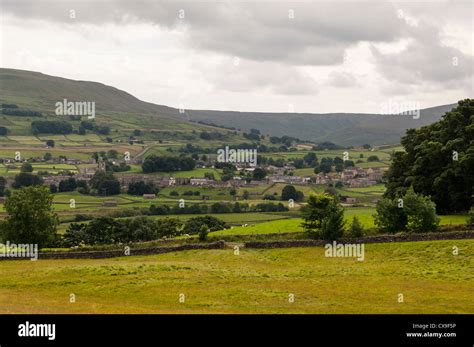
(0, 0), (472, 113)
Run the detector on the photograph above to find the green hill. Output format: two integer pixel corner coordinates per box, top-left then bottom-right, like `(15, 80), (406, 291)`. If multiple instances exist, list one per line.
(0, 68), (456, 145)
(186, 104), (456, 146)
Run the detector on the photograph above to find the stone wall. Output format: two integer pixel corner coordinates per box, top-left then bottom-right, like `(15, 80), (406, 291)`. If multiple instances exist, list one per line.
(0, 241), (226, 261)
(244, 230), (474, 249)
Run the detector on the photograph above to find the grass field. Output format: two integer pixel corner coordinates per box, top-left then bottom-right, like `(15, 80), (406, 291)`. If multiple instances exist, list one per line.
(210, 208), (469, 236)
(0, 239), (472, 313)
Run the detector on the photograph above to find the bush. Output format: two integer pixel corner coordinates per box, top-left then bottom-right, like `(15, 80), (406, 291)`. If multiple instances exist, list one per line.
(183, 216), (228, 234)
(198, 224), (209, 241)
(374, 187), (439, 233)
(348, 217), (364, 237)
(468, 209), (474, 229)
(367, 155), (380, 162)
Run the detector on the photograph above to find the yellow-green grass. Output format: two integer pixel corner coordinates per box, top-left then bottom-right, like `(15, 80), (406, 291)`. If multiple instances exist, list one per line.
(7, 136), (43, 145)
(0, 239), (472, 313)
(211, 208), (469, 235)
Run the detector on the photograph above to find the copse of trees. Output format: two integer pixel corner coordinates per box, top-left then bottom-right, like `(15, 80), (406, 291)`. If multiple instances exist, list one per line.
(0, 186), (59, 247)
(90, 171), (121, 195)
(375, 187), (439, 233)
(2, 108), (42, 117)
(142, 155), (196, 173)
(127, 181), (158, 196)
(62, 215), (230, 246)
(384, 99), (473, 213)
(281, 185), (304, 202)
(58, 177), (77, 192)
(62, 216), (185, 246)
(31, 120), (73, 134)
(13, 172), (43, 188)
(183, 216), (228, 234)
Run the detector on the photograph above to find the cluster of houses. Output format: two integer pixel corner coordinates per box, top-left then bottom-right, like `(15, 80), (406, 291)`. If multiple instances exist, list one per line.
(3, 153), (387, 193)
(315, 167), (386, 187)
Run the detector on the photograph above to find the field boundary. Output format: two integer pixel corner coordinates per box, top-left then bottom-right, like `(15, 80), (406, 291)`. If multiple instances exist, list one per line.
(0, 241), (226, 261)
(244, 230), (474, 249)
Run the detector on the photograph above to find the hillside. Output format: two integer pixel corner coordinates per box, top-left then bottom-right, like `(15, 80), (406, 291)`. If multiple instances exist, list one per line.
(186, 104), (456, 146)
(0, 68), (456, 145)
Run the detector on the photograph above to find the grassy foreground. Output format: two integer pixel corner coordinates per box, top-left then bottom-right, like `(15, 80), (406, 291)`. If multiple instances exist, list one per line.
(0, 239), (472, 314)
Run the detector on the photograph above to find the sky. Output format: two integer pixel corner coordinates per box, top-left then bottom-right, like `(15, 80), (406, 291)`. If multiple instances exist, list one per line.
(0, 0), (472, 114)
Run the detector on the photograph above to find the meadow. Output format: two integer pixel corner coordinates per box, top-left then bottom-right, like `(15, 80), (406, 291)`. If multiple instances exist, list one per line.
(0, 239), (472, 313)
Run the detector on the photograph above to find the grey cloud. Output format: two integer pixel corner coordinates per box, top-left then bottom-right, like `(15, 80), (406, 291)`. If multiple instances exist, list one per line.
(1, 0), (405, 65)
(371, 24), (473, 88)
(326, 71), (359, 88)
(207, 59), (318, 95)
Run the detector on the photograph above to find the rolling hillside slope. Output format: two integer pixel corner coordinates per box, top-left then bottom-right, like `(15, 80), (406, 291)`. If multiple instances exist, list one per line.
(0, 68), (457, 145)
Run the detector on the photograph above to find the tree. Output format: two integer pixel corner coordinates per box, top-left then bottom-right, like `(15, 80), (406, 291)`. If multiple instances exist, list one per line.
(46, 139), (55, 147)
(384, 99), (473, 213)
(21, 162), (33, 173)
(374, 197), (408, 233)
(367, 155), (379, 162)
(32, 121), (72, 135)
(303, 152), (318, 166)
(0, 126), (8, 135)
(319, 158), (332, 173)
(0, 186), (58, 247)
(127, 181), (157, 196)
(183, 216), (228, 234)
(281, 185), (297, 201)
(348, 217), (364, 237)
(320, 202), (345, 240)
(301, 193), (344, 239)
(403, 187), (439, 232)
(58, 177), (77, 192)
(374, 187), (439, 233)
(90, 171), (121, 195)
(13, 173), (43, 188)
(43, 152), (52, 161)
(142, 155), (196, 173)
(468, 208), (474, 229)
(198, 225), (209, 241)
(252, 167), (267, 180)
(0, 176), (6, 197)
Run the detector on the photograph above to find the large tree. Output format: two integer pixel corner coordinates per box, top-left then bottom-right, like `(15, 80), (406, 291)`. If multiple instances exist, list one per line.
(0, 186), (58, 247)
(384, 99), (474, 213)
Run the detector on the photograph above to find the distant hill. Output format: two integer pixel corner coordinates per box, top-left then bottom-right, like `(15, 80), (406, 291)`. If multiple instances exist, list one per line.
(186, 105), (456, 146)
(0, 68), (456, 145)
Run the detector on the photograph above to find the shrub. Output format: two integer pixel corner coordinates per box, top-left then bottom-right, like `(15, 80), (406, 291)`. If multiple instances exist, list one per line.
(374, 187), (439, 233)
(198, 225), (209, 241)
(348, 217), (364, 237)
(183, 216), (228, 234)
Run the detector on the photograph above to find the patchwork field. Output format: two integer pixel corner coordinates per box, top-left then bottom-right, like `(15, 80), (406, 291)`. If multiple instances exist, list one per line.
(0, 239), (472, 314)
